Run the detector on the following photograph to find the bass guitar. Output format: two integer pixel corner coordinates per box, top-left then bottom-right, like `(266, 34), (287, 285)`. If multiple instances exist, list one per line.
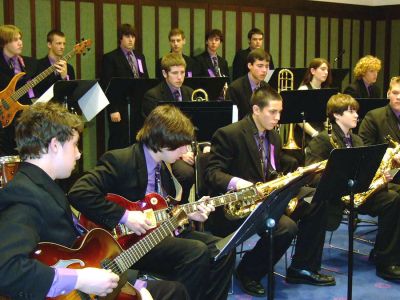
(79, 185), (260, 249)
(0, 39), (92, 128)
(30, 207), (187, 300)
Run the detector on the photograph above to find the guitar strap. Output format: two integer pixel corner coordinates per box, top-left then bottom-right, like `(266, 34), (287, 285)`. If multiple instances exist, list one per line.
(164, 162), (183, 202)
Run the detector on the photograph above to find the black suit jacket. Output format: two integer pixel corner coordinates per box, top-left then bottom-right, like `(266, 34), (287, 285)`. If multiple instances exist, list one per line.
(0, 163), (124, 298)
(358, 104), (400, 145)
(155, 53), (199, 79)
(343, 79), (381, 98)
(142, 80), (194, 117)
(33, 56), (75, 97)
(227, 75), (268, 120)
(205, 114), (296, 236)
(232, 47), (275, 81)
(69, 143), (178, 211)
(0, 53), (37, 155)
(194, 51), (229, 78)
(305, 123), (364, 230)
(100, 48), (149, 113)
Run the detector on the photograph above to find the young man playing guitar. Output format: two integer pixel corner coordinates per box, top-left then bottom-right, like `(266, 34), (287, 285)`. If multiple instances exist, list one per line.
(0, 24), (37, 155)
(0, 102), (189, 299)
(69, 105), (235, 300)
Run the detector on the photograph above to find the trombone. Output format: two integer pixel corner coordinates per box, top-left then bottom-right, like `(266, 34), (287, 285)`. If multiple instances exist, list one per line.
(278, 69), (301, 150)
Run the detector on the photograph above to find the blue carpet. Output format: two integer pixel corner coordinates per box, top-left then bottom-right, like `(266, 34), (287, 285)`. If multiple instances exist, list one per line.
(228, 216), (400, 299)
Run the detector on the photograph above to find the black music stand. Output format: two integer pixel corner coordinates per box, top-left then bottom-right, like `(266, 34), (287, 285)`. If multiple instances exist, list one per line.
(53, 80), (98, 116)
(331, 68), (350, 90)
(280, 88), (338, 153)
(184, 77), (230, 100)
(267, 68), (307, 90)
(215, 173), (315, 300)
(313, 144), (387, 300)
(160, 101), (234, 142)
(105, 78), (159, 145)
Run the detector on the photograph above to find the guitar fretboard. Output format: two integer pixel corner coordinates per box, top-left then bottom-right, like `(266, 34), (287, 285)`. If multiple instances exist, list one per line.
(108, 211), (184, 274)
(11, 49), (76, 101)
(154, 186), (259, 223)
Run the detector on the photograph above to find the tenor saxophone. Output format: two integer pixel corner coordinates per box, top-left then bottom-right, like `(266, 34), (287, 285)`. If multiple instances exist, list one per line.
(341, 135), (400, 208)
(224, 160), (327, 220)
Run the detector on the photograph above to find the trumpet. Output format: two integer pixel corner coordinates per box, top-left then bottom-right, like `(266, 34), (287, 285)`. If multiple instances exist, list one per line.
(278, 69), (301, 150)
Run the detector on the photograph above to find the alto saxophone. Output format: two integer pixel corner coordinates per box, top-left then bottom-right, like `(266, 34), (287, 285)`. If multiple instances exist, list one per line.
(224, 160), (327, 220)
(341, 135), (400, 208)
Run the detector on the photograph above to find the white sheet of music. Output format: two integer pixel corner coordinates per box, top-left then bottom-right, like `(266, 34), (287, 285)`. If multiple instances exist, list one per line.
(78, 82), (109, 121)
(265, 69), (274, 83)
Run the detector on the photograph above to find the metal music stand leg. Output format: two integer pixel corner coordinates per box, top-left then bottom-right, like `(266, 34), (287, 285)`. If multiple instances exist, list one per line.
(267, 218), (276, 300)
(347, 179), (356, 300)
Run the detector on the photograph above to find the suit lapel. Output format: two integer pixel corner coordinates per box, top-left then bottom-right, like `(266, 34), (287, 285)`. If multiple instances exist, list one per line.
(117, 48), (134, 77)
(242, 116), (264, 179)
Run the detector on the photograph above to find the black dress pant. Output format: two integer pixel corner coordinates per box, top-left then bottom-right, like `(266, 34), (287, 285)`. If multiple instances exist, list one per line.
(147, 280), (190, 300)
(357, 184), (400, 267)
(132, 229), (235, 300)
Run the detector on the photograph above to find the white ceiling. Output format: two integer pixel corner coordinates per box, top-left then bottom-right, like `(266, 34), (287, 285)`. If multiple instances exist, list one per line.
(309, 0), (400, 6)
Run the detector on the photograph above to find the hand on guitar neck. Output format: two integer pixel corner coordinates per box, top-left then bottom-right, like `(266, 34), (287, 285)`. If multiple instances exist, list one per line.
(186, 197), (214, 222)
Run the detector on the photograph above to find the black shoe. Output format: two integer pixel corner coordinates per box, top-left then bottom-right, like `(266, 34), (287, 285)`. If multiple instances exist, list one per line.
(286, 267), (336, 286)
(376, 265), (400, 280)
(235, 269), (266, 297)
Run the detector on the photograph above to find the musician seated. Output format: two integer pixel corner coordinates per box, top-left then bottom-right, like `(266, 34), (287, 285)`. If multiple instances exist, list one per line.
(0, 102), (190, 299)
(69, 105), (235, 300)
(206, 85), (335, 297)
(306, 93), (400, 281)
(143, 53), (195, 203)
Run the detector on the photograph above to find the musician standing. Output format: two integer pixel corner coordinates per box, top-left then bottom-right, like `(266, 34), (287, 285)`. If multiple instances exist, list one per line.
(155, 28), (199, 79)
(34, 29), (75, 97)
(0, 102), (189, 299)
(232, 28), (275, 81)
(0, 24), (37, 155)
(306, 93), (400, 281)
(100, 23), (149, 151)
(206, 85), (335, 297)
(195, 29), (229, 78)
(69, 104), (235, 300)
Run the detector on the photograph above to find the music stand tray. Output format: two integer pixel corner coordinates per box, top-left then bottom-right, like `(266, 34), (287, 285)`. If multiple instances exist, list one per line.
(159, 101), (234, 142)
(279, 88), (338, 124)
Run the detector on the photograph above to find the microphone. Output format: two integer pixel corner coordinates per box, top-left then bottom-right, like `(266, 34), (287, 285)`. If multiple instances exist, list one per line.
(334, 49), (345, 63)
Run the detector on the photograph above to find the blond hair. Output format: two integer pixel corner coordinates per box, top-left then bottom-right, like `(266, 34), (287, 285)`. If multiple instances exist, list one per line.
(0, 24), (22, 48)
(353, 55), (381, 79)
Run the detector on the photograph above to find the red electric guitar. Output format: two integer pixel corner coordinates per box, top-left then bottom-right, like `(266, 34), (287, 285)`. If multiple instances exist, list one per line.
(79, 185), (260, 249)
(30, 207), (187, 300)
(0, 39), (92, 128)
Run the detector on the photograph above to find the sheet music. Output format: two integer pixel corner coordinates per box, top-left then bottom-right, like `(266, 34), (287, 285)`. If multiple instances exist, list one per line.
(78, 83), (109, 121)
(265, 69), (275, 83)
(35, 84), (54, 103)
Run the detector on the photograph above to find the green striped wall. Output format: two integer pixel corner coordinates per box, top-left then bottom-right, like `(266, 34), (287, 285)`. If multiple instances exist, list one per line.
(1, 0), (400, 169)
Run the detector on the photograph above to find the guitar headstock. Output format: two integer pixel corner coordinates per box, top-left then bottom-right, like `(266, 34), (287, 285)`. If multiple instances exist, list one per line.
(73, 39), (92, 55)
